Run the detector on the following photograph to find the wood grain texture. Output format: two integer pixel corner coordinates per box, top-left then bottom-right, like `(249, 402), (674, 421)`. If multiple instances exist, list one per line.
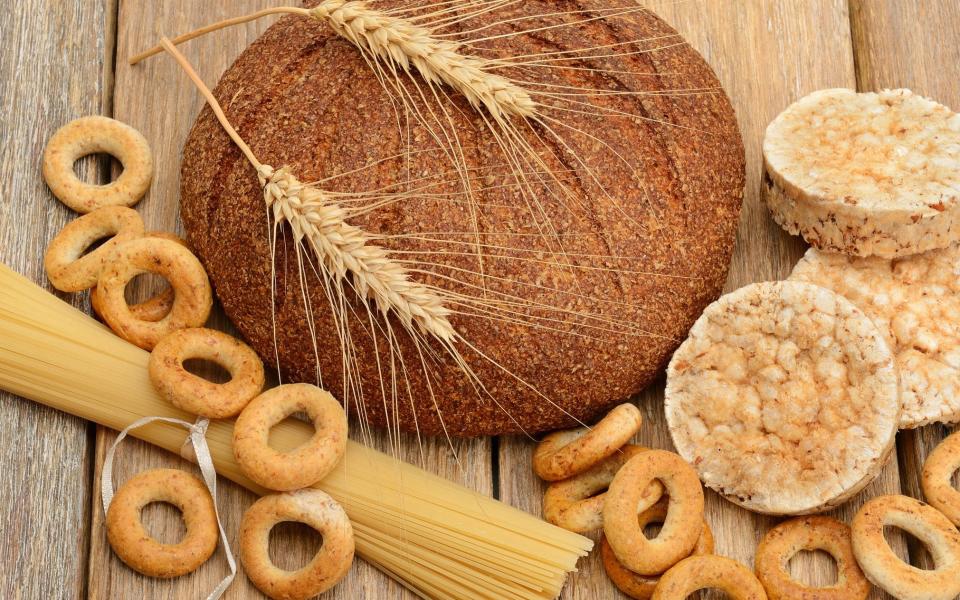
(849, 0), (960, 572)
(85, 3), (492, 599)
(0, 1), (115, 598)
(499, 2), (904, 598)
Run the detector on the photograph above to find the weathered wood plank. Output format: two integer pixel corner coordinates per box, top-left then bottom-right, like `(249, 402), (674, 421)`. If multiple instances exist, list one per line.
(499, 2), (901, 597)
(849, 0), (960, 570)
(86, 3), (492, 598)
(0, 1), (115, 598)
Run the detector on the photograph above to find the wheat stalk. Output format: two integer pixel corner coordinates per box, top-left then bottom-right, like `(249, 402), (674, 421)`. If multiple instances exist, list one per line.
(259, 164), (457, 342)
(159, 38), (457, 346)
(131, 1), (537, 123)
(309, 0), (536, 121)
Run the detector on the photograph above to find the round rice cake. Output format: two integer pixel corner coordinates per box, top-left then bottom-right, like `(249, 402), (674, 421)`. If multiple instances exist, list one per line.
(763, 88), (960, 258)
(790, 245), (960, 428)
(665, 281), (900, 515)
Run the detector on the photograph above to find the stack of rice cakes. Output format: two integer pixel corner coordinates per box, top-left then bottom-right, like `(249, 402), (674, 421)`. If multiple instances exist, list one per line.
(666, 88), (960, 515)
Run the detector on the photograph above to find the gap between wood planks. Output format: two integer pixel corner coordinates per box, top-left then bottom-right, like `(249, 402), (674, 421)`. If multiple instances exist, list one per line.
(81, 1), (120, 596)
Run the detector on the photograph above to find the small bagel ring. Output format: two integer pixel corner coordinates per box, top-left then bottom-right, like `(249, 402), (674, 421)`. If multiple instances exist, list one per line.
(91, 232), (188, 322)
(651, 555), (768, 600)
(240, 489), (354, 600)
(42, 116), (153, 213)
(149, 328), (265, 419)
(44, 206), (145, 292)
(234, 384), (348, 491)
(105, 468), (218, 578)
(97, 237), (212, 350)
(601, 499), (714, 600)
(755, 516), (869, 600)
(543, 445), (664, 533)
(533, 403), (642, 481)
(603, 450), (704, 575)
(851, 494), (960, 600)
(922, 430), (960, 526)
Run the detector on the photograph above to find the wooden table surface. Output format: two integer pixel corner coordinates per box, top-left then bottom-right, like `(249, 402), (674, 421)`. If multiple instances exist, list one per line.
(1, 1), (959, 598)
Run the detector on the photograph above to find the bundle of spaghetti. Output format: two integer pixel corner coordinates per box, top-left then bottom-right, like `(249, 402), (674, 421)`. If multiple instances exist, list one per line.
(0, 263), (591, 600)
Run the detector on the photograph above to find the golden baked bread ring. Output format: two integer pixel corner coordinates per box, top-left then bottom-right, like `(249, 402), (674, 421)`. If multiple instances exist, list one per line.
(852, 494), (960, 600)
(603, 450), (704, 575)
(755, 516), (869, 600)
(600, 499), (714, 599)
(234, 384), (348, 491)
(240, 489), (354, 600)
(91, 232), (189, 322)
(105, 468), (218, 578)
(44, 206), (144, 292)
(42, 116), (153, 213)
(543, 445), (663, 533)
(922, 430), (960, 526)
(651, 555), (768, 600)
(533, 403), (642, 481)
(149, 327), (265, 419)
(97, 237), (212, 350)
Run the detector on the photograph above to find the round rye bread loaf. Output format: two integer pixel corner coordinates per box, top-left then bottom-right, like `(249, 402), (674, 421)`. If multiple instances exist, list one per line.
(180, 1), (745, 436)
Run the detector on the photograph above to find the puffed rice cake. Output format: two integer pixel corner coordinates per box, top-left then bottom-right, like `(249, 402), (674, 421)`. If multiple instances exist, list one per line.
(665, 281), (900, 515)
(763, 88), (960, 258)
(790, 245), (960, 428)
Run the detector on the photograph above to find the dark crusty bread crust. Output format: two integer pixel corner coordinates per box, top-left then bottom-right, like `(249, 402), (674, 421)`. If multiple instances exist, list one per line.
(180, 1), (745, 436)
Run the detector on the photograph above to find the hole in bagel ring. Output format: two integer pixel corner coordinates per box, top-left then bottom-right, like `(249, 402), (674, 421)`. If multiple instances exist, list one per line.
(922, 430), (960, 527)
(233, 384), (348, 491)
(651, 555), (767, 600)
(602, 450), (704, 576)
(601, 498), (714, 600)
(533, 403), (642, 482)
(852, 494), (960, 600)
(92, 281), (175, 322)
(543, 445), (663, 533)
(42, 116), (153, 213)
(149, 327), (265, 419)
(91, 232), (189, 322)
(96, 237), (212, 350)
(105, 468), (218, 578)
(43, 206), (145, 292)
(240, 489), (354, 600)
(755, 516), (869, 600)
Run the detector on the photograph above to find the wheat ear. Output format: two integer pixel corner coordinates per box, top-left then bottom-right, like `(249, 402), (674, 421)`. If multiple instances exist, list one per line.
(158, 37), (457, 344)
(259, 165), (457, 341)
(310, 0), (536, 121)
(131, 1), (536, 123)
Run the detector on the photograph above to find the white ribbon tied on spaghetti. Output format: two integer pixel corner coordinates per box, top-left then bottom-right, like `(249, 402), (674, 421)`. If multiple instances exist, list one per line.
(101, 416), (236, 600)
